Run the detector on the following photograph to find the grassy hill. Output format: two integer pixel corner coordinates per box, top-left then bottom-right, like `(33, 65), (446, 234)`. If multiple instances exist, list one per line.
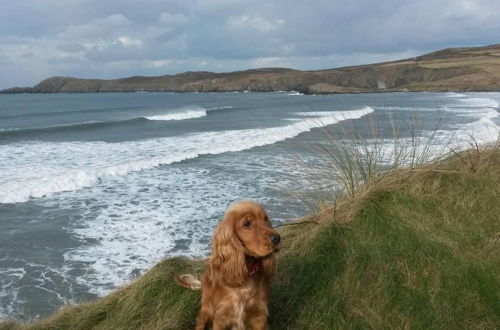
(1, 144), (499, 329)
(2, 44), (500, 94)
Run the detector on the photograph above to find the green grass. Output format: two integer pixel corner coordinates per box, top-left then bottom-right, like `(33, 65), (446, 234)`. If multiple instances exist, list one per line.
(1, 148), (499, 329)
(271, 148), (500, 329)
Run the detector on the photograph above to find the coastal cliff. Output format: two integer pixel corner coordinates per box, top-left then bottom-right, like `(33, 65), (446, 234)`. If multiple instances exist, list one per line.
(3, 44), (500, 94)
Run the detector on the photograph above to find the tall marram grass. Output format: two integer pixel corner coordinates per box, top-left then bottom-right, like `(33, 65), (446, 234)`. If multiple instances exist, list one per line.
(288, 111), (467, 211)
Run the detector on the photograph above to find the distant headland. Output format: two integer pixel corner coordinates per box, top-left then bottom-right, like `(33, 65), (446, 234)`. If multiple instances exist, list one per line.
(2, 44), (500, 94)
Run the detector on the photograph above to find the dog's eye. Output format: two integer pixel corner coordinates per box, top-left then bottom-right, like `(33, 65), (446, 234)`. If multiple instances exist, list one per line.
(243, 220), (252, 228)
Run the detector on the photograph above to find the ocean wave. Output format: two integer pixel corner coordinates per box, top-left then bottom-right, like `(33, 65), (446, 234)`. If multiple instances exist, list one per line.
(296, 107), (373, 117)
(445, 92), (467, 98)
(0, 104), (141, 120)
(0, 119), (141, 138)
(441, 96), (499, 132)
(372, 106), (446, 112)
(144, 106), (207, 121)
(456, 97), (499, 109)
(455, 107), (500, 144)
(144, 105), (234, 121)
(0, 107), (373, 204)
(0, 106), (235, 138)
(207, 106), (235, 111)
(444, 96), (499, 109)
(440, 94), (500, 146)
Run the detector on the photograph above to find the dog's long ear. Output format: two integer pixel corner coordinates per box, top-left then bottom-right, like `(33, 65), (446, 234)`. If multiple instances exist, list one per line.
(208, 211), (246, 287)
(261, 254), (277, 278)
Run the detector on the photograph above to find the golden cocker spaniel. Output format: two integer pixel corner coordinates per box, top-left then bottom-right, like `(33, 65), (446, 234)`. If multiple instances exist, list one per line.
(175, 200), (281, 330)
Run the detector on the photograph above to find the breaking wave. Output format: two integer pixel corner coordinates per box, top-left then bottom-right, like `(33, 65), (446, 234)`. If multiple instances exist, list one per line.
(0, 106), (234, 139)
(0, 107), (373, 204)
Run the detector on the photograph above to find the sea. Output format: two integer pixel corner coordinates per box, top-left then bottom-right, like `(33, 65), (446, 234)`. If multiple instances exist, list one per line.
(0, 91), (499, 320)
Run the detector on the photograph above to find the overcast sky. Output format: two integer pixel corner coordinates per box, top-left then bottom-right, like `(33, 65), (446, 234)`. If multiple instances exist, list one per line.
(0, 0), (499, 89)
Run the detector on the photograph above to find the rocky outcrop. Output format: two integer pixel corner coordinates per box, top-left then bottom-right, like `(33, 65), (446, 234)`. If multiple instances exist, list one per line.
(2, 44), (500, 94)
(34, 77), (102, 92)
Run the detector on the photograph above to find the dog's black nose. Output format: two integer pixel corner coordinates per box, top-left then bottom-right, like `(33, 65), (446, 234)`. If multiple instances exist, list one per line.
(270, 234), (281, 245)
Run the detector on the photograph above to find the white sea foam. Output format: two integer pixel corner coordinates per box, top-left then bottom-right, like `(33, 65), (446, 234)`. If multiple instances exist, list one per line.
(453, 97), (499, 109)
(373, 106), (446, 112)
(445, 92), (467, 98)
(144, 105), (234, 121)
(451, 108), (499, 145)
(296, 108), (373, 117)
(0, 107), (374, 204)
(0, 267), (26, 319)
(0, 260), (75, 320)
(144, 110), (206, 121)
(208, 106), (234, 110)
(287, 91), (304, 96)
(60, 168), (256, 295)
(331, 96), (499, 175)
(435, 95), (500, 149)
(143, 105), (207, 121)
(53, 151), (305, 297)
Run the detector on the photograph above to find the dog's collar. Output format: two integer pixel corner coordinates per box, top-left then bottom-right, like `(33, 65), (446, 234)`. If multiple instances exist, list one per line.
(248, 259), (261, 276)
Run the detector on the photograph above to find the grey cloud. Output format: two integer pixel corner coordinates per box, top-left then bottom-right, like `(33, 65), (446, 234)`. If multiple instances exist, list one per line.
(21, 52), (35, 58)
(0, 54), (10, 62)
(48, 56), (82, 65)
(57, 14), (132, 41)
(158, 12), (189, 25)
(0, 0), (499, 89)
(56, 42), (88, 53)
(84, 43), (144, 62)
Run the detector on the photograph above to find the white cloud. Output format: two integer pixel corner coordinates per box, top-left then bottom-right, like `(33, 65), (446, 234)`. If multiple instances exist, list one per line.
(226, 15), (285, 33)
(57, 14), (132, 41)
(250, 56), (290, 68)
(116, 36), (142, 47)
(147, 59), (171, 68)
(458, 0), (496, 21)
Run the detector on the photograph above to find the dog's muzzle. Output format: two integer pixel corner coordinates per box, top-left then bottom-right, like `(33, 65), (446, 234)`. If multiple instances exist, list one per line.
(269, 234), (281, 245)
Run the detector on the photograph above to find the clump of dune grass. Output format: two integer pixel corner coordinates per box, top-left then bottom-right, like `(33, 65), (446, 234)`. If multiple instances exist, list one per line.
(286, 111), (462, 211)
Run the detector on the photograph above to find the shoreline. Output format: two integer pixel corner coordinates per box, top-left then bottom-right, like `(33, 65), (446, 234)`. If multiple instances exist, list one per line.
(2, 88), (500, 95)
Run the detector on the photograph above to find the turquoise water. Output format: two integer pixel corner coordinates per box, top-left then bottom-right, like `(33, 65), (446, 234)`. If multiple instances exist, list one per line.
(0, 91), (498, 320)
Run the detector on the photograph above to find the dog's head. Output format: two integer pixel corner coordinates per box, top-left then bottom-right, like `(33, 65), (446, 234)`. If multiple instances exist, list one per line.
(209, 201), (280, 286)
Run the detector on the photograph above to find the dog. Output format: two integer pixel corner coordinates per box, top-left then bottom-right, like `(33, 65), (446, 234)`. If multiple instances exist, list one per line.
(175, 200), (281, 330)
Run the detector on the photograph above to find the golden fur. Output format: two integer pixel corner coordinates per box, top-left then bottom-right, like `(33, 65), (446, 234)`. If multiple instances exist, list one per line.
(175, 201), (280, 330)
